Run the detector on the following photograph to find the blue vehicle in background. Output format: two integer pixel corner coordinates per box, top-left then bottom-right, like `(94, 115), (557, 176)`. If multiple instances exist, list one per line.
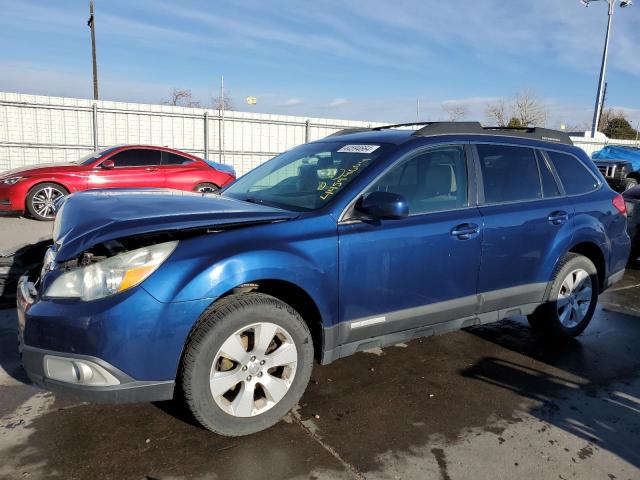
(17, 122), (630, 436)
(593, 145), (640, 191)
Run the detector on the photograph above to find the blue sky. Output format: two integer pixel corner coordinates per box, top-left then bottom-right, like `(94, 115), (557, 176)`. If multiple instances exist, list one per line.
(1, 0), (639, 128)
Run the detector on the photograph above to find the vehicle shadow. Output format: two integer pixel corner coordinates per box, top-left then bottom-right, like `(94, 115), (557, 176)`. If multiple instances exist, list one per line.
(461, 353), (640, 467)
(462, 283), (640, 469)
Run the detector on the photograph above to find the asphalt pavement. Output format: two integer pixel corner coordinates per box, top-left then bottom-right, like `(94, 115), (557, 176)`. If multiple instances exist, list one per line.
(1, 215), (639, 480)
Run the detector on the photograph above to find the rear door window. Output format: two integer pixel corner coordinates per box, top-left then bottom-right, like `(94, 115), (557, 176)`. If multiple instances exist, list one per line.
(476, 144), (541, 203)
(109, 149), (162, 167)
(546, 150), (599, 195)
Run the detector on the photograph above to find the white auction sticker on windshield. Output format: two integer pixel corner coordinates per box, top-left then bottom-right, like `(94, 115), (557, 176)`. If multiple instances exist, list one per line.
(337, 144), (380, 154)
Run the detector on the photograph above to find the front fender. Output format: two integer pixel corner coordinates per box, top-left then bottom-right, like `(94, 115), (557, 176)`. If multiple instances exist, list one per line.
(141, 218), (338, 328)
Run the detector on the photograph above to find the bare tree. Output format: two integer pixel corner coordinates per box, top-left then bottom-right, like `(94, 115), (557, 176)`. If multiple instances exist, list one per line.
(512, 89), (547, 127)
(163, 88), (201, 108)
(485, 99), (508, 127)
(210, 94), (234, 111)
(442, 102), (469, 121)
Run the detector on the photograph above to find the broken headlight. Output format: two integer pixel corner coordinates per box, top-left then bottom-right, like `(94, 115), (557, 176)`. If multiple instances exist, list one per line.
(44, 241), (177, 301)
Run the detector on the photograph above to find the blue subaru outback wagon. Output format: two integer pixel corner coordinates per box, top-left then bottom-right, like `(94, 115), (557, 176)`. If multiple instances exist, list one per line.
(17, 122), (630, 436)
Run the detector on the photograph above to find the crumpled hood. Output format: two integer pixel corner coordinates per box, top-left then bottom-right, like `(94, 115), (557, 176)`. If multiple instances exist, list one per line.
(53, 188), (297, 261)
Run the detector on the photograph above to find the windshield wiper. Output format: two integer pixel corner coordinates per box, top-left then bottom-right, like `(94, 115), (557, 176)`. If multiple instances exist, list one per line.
(242, 196), (289, 210)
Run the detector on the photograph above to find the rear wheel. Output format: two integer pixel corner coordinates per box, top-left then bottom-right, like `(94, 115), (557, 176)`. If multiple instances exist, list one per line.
(181, 293), (314, 436)
(527, 253), (598, 337)
(26, 183), (68, 221)
(194, 183), (219, 194)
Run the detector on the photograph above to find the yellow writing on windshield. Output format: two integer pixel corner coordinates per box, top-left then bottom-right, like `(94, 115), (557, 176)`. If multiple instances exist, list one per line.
(319, 158), (371, 201)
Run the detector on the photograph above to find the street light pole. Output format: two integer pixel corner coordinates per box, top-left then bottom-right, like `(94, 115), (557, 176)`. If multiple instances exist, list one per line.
(88, 0), (99, 100)
(590, 0), (614, 138)
(584, 0), (633, 138)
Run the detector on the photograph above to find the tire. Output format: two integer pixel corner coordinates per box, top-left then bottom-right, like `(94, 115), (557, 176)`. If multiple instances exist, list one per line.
(26, 183), (68, 221)
(194, 183), (220, 194)
(181, 293), (314, 436)
(527, 253), (598, 338)
(623, 177), (638, 191)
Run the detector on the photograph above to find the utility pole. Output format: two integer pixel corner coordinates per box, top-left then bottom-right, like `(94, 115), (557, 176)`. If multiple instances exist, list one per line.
(416, 99), (420, 123)
(219, 75), (225, 163)
(88, 0), (99, 100)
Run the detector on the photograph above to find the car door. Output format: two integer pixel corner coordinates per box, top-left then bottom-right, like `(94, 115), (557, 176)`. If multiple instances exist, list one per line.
(337, 144), (483, 346)
(88, 148), (165, 190)
(160, 151), (201, 190)
(474, 143), (572, 313)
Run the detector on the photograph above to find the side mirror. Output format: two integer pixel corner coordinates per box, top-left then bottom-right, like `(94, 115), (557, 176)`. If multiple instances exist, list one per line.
(101, 159), (115, 170)
(357, 191), (409, 220)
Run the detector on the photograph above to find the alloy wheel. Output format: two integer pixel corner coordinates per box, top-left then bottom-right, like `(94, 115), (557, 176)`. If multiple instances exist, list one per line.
(556, 268), (592, 328)
(210, 322), (298, 417)
(31, 186), (65, 219)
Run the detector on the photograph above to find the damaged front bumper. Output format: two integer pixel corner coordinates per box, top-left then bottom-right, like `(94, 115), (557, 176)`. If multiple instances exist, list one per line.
(16, 273), (207, 404)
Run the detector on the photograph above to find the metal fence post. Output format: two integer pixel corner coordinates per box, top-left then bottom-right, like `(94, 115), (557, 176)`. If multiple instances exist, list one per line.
(92, 103), (99, 151)
(305, 119), (310, 143)
(203, 111), (209, 159)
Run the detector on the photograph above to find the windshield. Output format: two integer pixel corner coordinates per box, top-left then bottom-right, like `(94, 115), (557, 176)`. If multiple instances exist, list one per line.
(75, 147), (118, 165)
(223, 141), (388, 211)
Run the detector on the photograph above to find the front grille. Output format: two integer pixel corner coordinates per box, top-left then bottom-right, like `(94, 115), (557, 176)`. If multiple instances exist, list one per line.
(597, 164), (616, 178)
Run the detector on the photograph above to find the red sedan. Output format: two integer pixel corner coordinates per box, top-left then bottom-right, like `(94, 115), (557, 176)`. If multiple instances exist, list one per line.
(0, 145), (236, 220)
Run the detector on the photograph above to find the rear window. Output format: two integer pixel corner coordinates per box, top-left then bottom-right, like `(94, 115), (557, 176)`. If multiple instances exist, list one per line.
(546, 151), (599, 195)
(477, 144), (541, 204)
(163, 152), (193, 165)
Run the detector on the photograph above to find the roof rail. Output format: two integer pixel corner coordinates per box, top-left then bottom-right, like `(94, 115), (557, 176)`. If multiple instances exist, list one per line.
(480, 126), (573, 145)
(412, 122), (573, 145)
(326, 122), (573, 145)
(325, 127), (372, 137)
(326, 122), (435, 137)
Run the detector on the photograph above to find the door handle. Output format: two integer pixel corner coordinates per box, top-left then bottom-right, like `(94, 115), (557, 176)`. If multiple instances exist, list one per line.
(548, 211), (569, 225)
(451, 223), (480, 240)
(145, 167), (157, 172)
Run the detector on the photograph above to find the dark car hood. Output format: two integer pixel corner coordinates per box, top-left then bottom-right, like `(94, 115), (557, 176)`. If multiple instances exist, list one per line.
(53, 189), (297, 261)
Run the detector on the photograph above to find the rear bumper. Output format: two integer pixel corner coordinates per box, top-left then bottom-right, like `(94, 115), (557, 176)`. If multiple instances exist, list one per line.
(21, 345), (175, 403)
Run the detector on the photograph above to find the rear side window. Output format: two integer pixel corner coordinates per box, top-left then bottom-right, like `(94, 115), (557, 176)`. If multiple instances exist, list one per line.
(546, 151), (599, 195)
(477, 144), (541, 203)
(163, 152), (193, 165)
(367, 145), (468, 215)
(109, 149), (161, 167)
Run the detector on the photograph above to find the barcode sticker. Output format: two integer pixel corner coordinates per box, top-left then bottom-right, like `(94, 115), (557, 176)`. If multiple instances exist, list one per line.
(337, 144), (380, 154)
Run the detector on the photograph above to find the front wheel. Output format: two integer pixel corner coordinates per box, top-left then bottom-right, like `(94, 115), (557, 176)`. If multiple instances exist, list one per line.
(194, 182), (219, 194)
(25, 183), (68, 221)
(527, 253), (598, 337)
(181, 293), (314, 436)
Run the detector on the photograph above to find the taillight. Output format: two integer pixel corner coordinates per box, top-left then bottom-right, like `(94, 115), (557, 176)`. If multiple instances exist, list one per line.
(612, 194), (627, 215)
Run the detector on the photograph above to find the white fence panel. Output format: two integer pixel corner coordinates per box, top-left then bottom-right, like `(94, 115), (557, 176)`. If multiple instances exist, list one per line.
(0, 92), (383, 176)
(6, 92), (639, 177)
